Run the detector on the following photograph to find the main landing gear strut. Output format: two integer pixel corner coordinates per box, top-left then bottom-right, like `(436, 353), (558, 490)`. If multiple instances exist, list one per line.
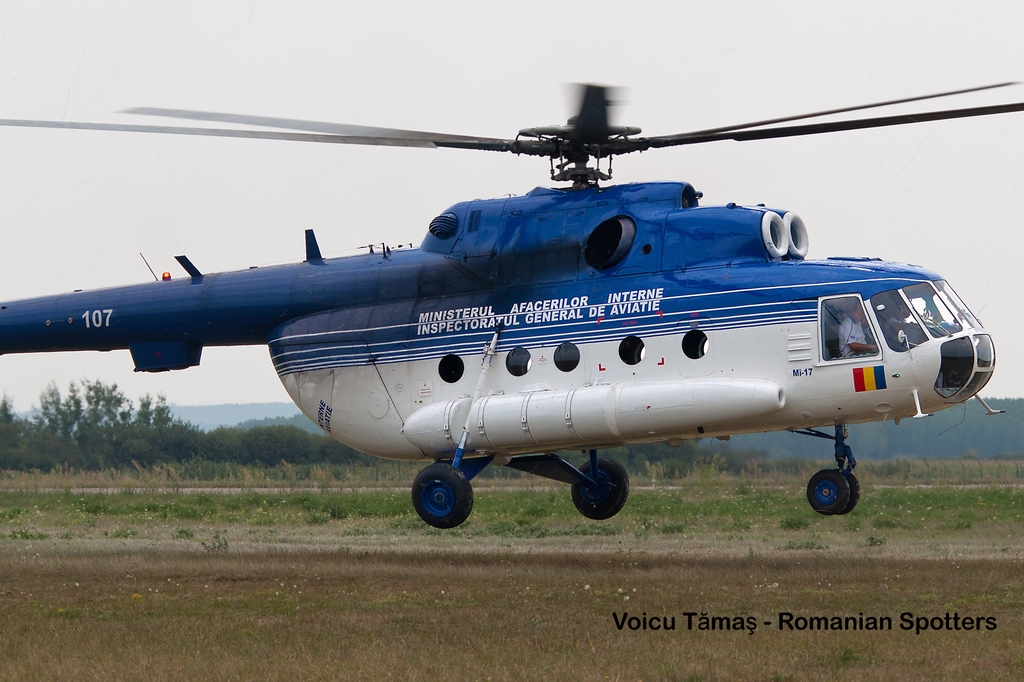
(411, 449), (630, 529)
(794, 424), (861, 516)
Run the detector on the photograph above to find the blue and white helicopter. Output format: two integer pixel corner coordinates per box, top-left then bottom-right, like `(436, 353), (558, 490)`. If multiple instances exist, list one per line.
(0, 84), (1020, 527)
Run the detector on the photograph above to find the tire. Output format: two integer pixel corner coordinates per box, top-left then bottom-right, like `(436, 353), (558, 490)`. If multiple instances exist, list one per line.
(411, 463), (473, 529)
(836, 472), (861, 515)
(806, 469), (851, 515)
(571, 457), (630, 520)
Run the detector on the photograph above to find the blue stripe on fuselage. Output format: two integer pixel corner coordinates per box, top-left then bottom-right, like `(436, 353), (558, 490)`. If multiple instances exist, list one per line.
(268, 259), (936, 375)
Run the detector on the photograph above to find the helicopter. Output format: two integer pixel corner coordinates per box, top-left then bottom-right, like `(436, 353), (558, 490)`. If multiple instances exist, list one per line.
(0, 84), (1020, 528)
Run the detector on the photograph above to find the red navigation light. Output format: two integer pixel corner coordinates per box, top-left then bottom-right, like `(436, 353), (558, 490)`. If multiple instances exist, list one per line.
(162, 272), (171, 281)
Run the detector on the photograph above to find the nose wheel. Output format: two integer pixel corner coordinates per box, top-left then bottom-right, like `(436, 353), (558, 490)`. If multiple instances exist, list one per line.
(807, 469), (851, 514)
(796, 424), (862, 515)
(840, 471), (861, 514)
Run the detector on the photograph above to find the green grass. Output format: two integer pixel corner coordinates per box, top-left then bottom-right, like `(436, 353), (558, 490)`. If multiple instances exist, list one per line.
(2, 480), (1023, 539)
(780, 515), (810, 530)
(8, 529), (49, 540)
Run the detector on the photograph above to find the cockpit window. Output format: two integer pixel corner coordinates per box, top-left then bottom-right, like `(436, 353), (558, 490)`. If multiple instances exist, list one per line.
(820, 296), (880, 361)
(870, 289), (928, 352)
(934, 280), (981, 329)
(903, 282), (962, 338)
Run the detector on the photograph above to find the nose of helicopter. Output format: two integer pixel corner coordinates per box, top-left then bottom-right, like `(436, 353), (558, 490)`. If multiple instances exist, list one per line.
(933, 333), (995, 401)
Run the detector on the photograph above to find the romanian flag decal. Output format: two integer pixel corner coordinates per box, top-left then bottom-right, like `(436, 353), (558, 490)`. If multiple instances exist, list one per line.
(852, 366), (887, 392)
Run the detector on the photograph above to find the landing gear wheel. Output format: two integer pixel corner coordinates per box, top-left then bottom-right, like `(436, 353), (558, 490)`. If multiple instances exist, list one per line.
(836, 472), (861, 515)
(412, 463), (473, 529)
(571, 457), (629, 520)
(806, 469), (851, 515)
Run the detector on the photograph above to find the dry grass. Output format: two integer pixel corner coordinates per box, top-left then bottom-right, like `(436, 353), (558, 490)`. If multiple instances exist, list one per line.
(0, 546), (1021, 681)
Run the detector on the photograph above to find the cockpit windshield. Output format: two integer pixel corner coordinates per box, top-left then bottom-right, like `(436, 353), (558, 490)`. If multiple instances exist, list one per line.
(903, 282), (962, 338)
(934, 280), (981, 329)
(870, 289), (928, 352)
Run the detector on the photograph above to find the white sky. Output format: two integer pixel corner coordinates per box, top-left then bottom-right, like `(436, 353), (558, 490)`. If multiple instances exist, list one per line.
(0, 1), (1022, 411)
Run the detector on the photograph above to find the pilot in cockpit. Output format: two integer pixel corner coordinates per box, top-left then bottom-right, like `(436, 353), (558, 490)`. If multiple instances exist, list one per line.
(838, 298), (878, 357)
(872, 291), (929, 352)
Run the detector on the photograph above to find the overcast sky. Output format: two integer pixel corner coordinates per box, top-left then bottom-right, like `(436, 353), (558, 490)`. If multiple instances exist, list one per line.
(1, 1), (1022, 411)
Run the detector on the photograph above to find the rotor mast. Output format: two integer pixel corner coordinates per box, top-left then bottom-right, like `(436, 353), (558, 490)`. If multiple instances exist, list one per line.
(516, 124), (642, 190)
(517, 86), (642, 190)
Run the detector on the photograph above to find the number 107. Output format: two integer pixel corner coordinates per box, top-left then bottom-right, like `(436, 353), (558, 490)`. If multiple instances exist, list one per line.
(82, 309), (113, 328)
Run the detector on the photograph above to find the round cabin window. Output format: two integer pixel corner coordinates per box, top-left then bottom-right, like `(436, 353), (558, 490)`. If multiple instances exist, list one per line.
(553, 342), (580, 372)
(682, 330), (708, 359)
(618, 336), (645, 365)
(506, 347), (532, 377)
(438, 354), (464, 383)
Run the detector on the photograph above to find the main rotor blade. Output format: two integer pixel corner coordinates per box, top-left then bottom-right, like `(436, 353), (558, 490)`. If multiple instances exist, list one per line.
(0, 118), (515, 151)
(643, 99), (1024, 148)
(663, 82), (1020, 140)
(123, 107), (504, 144)
(571, 85), (611, 144)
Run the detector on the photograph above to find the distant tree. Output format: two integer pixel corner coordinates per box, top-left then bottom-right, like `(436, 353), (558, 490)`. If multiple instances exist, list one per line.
(37, 381), (83, 442)
(9, 380), (199, 469)
(0, 395), (16, 424)
(134, 394), (174, 429)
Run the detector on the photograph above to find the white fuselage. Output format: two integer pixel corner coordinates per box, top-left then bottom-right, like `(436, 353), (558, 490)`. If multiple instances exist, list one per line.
(277, 311), (970, 462)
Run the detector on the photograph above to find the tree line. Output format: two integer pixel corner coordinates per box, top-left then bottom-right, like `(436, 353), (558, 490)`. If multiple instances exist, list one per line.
(4, 380), (1017, 478)
(0, 380), (369, 472)
(0, 380), (765, 478)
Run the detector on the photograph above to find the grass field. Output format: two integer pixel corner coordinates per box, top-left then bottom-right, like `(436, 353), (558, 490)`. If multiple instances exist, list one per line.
(2, 468), (1023, 680)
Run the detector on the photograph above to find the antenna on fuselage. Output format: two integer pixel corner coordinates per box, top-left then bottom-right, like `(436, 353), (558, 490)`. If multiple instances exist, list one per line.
(174, 255), (203, 279)
(139, 253), (159, 282)
(305, 229), (323, 262)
